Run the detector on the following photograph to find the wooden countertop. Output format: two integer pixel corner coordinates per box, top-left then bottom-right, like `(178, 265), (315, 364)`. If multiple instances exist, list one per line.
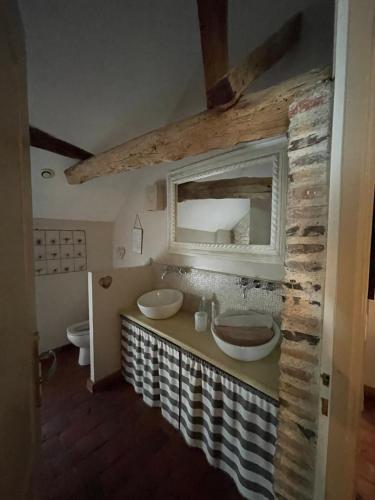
(120, 307), (280, 401)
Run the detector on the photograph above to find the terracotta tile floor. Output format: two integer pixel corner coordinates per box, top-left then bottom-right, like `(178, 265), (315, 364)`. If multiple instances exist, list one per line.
(36, 346), (241, 500)
(357, 398), (375, 500)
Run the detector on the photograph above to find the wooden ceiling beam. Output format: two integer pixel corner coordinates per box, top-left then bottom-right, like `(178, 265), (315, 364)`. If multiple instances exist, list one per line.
(207, 12), (302, 110)
(29, 126), (93, 161)
(64, 67), (331, 185)
(197, 0), (228, 107)
(177, 177), (272, 202)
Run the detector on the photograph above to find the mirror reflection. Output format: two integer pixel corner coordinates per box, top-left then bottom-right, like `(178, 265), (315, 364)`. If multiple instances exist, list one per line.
(176, 158), (274, 246)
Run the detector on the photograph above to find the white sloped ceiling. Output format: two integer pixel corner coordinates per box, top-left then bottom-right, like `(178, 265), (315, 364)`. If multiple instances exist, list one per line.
(20, 0), (334, 221)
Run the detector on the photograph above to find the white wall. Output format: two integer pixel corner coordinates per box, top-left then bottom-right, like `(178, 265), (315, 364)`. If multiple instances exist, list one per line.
(250, 198), (272, 245)
(30, 151), (134, 222)
(88, 266), (152, 382)
(35, 218), (113, 352)
(176, 227), (216, 244)
(177, 198), (250, 232)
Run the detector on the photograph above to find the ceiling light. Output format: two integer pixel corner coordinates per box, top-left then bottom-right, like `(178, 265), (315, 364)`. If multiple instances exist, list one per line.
(41, 168), (55, 179)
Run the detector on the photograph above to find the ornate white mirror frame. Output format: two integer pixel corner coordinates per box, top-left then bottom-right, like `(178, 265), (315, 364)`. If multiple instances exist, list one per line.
(167, 135), (288, 263)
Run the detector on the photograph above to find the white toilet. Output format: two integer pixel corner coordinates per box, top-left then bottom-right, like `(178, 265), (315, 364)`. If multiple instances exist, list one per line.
(66, 320), (90, 366)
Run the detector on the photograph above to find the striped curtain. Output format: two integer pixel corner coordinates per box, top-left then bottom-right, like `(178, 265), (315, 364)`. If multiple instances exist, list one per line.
(180, 351), (278, 500)
(121, 319), (180, 429)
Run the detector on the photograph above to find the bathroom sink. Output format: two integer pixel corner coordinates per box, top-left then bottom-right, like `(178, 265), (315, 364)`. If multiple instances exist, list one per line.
(137, 289), (183, 319)
(211, 312), (280, 361)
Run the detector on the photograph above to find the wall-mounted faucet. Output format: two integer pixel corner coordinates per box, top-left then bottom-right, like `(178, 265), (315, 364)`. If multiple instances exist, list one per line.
(237, 277), (278, 299)
(237, 277), (260, 299)
(161, 265), (174, 280)
(161, 264), (190, 280)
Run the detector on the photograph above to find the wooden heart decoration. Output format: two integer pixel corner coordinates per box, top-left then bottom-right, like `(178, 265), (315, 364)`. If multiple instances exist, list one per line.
(99, 276), (112, 289)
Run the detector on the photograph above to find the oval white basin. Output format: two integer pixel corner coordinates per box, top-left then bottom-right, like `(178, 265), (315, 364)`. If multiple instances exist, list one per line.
(137, 289), (183, 319)
(211, 312), (280, 361)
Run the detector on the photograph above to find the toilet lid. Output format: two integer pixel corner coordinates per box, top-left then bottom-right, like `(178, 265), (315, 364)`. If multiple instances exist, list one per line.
(67, 320), (90, 336)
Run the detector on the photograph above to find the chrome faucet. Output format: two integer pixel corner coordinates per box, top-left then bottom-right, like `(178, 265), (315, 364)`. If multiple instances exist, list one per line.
(237, 277), (261, 299)
(177, 266), (190, 277)
(237, 277), (278, 298)
(161, 265), (190, 280)
(161, 265), (175, 280)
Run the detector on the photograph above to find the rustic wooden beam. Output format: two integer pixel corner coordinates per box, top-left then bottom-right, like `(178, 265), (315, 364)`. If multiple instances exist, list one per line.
(29, 126), (93, 161)
(65, 67), (331, 185)
(177, 177), (272, 202)
(197, 0), (228, 106)
(207, 12), (302, 110)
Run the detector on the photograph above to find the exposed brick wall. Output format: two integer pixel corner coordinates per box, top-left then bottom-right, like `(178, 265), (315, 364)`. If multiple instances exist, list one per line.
(274, 78), (333, 500)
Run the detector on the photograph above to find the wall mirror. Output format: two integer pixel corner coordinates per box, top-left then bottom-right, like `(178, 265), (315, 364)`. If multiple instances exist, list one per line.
(168, 136), (287, 262)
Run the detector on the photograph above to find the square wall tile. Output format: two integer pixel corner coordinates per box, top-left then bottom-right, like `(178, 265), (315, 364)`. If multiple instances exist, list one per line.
(73, 230), (85, 245)
(35, 261), (47, 276)
(60, 231), (73, 245)
(61, 259), (74, 273)
(34, 230), (45, 246)
(74, 245), (86, 259)
(61, 245), (74, 259)
(46, 245), (60, 260)
(74, 259), (86, 272)
(34, 246), (46, 261)
(47, 261), (61, 275)
(46, 230), (59, 245)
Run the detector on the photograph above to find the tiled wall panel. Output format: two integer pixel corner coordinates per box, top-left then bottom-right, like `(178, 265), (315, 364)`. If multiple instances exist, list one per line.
(151, 262), (283, 320)
(34, 229), (87, 276)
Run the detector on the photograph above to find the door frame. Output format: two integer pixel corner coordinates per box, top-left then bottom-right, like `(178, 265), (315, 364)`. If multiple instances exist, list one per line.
(0, 1), (39, 498)
(314, 1), (375, 498)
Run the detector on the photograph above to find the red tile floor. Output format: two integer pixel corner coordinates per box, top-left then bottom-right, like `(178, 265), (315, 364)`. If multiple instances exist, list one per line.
(35, 346), (241, 500)
(356, 397), (375, 500)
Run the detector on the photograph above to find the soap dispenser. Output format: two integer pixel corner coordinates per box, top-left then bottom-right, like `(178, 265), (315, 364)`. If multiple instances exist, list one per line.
(199, 296), (209, 315)
(195, 296), (209, 332)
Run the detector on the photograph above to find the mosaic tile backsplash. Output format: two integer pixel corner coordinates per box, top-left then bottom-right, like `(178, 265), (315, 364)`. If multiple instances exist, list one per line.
(33, 229), (87, 276)
(151, 261), (283, 320)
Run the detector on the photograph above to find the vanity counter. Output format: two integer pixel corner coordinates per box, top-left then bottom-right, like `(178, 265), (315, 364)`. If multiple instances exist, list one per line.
(120, 307), (280, 400)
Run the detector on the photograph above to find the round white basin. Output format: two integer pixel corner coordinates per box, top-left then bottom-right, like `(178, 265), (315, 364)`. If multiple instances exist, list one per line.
(137, 289), (183, 319)
(211, 312), (281, 361)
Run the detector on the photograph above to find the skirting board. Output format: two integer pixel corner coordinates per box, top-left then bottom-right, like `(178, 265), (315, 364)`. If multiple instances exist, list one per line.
(40, 343), (72, 357)
(86, 370), (123, 393)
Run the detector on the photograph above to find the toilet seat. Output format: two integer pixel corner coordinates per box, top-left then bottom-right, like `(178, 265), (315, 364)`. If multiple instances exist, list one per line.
(67, 320), (89, 336)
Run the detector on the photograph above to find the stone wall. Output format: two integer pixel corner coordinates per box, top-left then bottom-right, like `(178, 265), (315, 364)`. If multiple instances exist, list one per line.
(274, 78), (333, 499)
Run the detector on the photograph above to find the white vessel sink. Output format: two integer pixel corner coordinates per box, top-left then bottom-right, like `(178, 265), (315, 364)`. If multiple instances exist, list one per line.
(137, 289), (183, 319)
(211, 312), (280, 361)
